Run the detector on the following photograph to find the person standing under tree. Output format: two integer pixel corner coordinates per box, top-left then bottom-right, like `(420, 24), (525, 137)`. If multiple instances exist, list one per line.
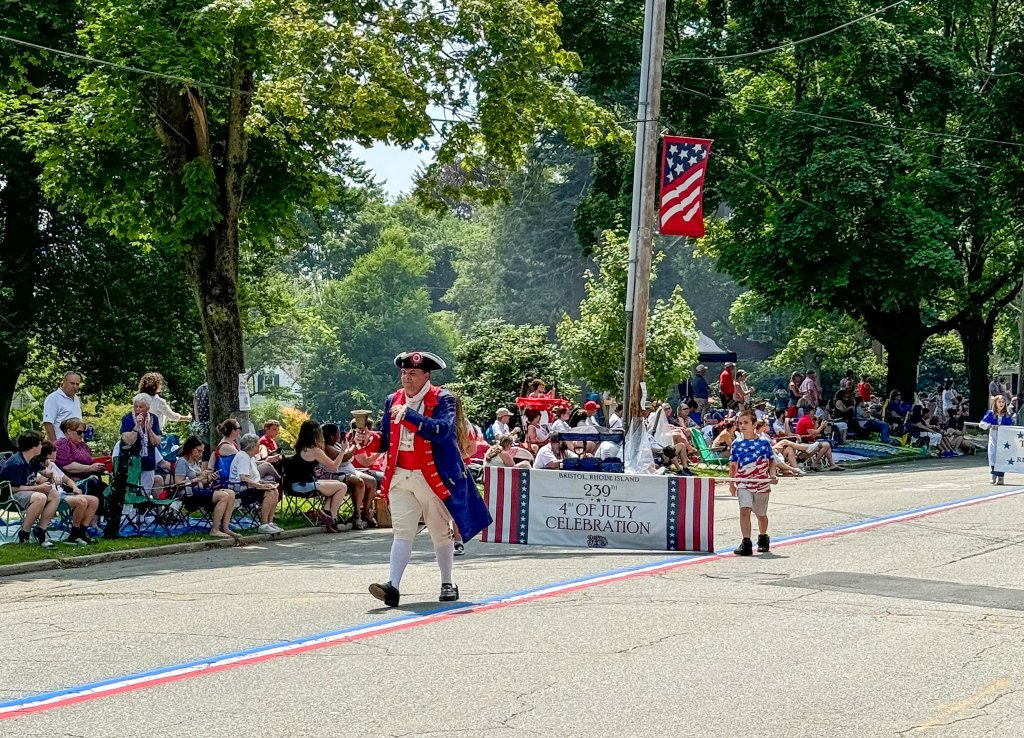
(729, 411), (778, 556)
(369, 351), (492, 607)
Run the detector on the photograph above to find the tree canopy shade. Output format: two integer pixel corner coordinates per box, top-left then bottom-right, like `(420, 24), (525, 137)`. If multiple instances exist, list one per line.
(554, 0), (1024, 417)
(34, 0), (618, 430)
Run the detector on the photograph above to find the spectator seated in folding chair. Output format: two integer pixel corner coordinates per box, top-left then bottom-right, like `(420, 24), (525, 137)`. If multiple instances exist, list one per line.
(174, 436), (239, 540)
(321, 422), (376, 529)
(55, 418), (108, 527)
(36, 442), (99, 545)
(0, 432), (60, 548)
(289, 420), (350, 533)
(228, 434), (283, 535)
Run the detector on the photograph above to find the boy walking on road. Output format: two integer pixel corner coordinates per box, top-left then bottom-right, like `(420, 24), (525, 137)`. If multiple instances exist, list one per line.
(729, 410), (777, 556)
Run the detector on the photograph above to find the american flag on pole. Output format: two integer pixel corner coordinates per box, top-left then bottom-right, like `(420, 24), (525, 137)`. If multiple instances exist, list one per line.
(659, 136), (713, 238)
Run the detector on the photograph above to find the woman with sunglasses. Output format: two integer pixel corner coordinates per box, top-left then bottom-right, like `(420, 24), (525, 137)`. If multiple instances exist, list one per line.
(54, 418), (108, 527)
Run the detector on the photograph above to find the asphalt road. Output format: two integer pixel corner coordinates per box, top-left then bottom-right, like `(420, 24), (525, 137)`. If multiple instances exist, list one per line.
(2, 455), (1024, 737)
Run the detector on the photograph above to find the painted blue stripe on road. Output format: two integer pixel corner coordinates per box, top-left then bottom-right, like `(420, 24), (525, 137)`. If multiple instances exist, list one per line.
(1, 483), (1021, 714)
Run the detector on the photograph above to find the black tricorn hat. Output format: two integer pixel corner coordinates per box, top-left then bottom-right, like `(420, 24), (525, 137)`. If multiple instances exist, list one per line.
(394, 351), (447, 372)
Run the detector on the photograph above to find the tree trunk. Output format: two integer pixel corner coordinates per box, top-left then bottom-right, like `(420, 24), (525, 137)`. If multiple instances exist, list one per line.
(185, 225), (247, 432)
(169, 49), (253, 434)
(864, 312), (928, 400)
(0, 155), (42, 450)
(958, 313), (994, 422)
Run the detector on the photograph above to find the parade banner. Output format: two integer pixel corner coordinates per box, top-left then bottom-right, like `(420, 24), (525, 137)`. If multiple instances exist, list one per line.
(479, 467), (714, 552)
(993, 425), (1024, 473)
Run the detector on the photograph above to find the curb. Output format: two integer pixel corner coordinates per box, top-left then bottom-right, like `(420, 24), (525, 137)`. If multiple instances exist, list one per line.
(0, 525), (327, 579)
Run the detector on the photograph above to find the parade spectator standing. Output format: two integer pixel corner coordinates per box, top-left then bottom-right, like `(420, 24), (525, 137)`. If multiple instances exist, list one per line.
(719, 363), (736, 409)
(1, 433), (58, 547)
(800, 370), (821, 411)
(43, 372), (83, 442)
(490, 408), (512, 441)
(989, 375), (1010, 405)
(120, 394), (163, 492)
(787, 372), (804, 418)
(733, 369), (752, 410)
(839, 369), (855, 392)
(192, 382), (211, 449)
(582, 400), (601, 426)
(687, 365), (710, 414)
(857, 375), (874, 404)
(980, 395), (1015, 485)
(369, 351), (491, 608)
(729, 411), (777, 556)
(138, 372), (192, 431)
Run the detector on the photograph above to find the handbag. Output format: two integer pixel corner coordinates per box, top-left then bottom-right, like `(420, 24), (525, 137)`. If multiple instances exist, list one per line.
(374, 496), (392, 528)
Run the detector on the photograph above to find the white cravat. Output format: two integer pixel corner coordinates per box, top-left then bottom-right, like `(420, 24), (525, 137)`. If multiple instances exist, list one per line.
(398, 382), (431, 451)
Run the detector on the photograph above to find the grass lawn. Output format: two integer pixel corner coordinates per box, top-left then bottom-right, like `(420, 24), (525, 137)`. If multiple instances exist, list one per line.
(0, 504), (326, 568)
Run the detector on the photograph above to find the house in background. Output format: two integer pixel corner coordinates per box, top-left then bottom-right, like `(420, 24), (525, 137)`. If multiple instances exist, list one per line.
(251, 363), (301, 408)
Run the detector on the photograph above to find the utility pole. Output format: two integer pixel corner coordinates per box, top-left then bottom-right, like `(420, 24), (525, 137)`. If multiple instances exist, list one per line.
(622, 0), (667, 430)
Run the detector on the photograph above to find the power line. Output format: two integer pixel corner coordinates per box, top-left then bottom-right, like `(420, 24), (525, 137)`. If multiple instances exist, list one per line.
(666, 83), (1024, 149)
(665, 0), (910, 64)
(0, 31), (477, 127)
(0, 32), (242, 94)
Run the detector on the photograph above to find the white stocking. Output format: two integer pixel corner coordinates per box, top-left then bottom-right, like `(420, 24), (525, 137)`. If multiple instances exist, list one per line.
(435, 541), (455, 584)
(389, 538), (413, 588)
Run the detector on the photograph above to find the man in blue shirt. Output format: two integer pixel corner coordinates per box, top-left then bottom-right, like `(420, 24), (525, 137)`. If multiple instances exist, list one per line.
(682, 365), (710, 415)
(0, 432), (58, 548)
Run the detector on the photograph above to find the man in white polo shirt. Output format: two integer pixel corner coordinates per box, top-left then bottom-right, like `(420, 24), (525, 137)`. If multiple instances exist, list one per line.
(490, 407), (512, 441)
(43, 372), (83, 442)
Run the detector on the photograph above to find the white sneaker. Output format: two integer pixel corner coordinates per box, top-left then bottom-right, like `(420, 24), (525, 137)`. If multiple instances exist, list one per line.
(258, 523), (278, 534)
(268, 522), (284, 533)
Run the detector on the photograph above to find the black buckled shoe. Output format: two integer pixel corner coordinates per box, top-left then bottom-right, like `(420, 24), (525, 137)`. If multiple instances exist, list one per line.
(439, 583), (460, 602)
(733, 538), (753, 556)
(369, 581), (400, 607)
(757, 534), (770, 553)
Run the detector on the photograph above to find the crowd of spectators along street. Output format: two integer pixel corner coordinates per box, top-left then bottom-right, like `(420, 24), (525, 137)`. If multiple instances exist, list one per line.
(1, 371), (405, 548)
(3, 365), (1015, 549)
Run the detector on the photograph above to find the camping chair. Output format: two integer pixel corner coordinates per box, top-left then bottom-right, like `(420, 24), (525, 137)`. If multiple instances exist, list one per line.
(212, 453), (262, 531)
(690, 428), (729, 469)
(0, 480), (26, 543)
(279, 454), (328, 524)
(110, 454), (187, 536)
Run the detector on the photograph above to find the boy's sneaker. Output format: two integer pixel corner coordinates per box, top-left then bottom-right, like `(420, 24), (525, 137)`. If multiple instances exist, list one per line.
(733, 538), (753, 556)
(757, 534), (770, 553)
(439, 583), (460, 602)
(17, 529), (30, 544)
(64, 529), (87, 546)
(454, 541), (465, 556)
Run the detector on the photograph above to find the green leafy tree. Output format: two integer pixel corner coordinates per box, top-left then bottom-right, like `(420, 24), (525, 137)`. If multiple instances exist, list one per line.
(301, 228), (457, 420)
(918, 334), (967, 397)
(557, 230), (697, 399)
(557, 0), (1024, 418)
(446, 138), (595, 331)
(37, 0), (616, 432)
(447, 319), (577, 423)
(766, 314), (884, 394)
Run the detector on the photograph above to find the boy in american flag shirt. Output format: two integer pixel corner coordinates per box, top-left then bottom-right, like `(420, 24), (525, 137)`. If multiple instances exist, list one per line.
(729, 410), (778, 555)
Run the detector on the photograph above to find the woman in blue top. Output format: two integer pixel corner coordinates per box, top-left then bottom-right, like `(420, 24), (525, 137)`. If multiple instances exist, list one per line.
(979, 394), (1014, 485)
(120, 393), (162, 493)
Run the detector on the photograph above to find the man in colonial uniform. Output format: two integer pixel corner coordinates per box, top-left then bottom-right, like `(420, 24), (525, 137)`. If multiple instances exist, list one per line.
(369, 351), (492, 607)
